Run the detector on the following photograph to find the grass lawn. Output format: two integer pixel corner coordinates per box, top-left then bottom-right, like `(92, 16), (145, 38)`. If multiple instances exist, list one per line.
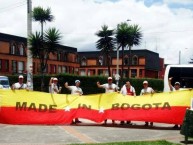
(71, 140), (180, 145)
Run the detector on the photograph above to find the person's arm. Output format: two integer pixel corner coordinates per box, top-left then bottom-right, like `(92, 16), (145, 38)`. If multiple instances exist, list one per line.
(64, 82), (70, 89)
(11, 83), (16, 90)
(79, 88), (83, 96)
(97, 82), (104, 88)
(151, 87), (155, 94)
(168, 77), (173, 91)
(58, 87), (62, 93)
(140, 89), (143, 96)
(49, 77), (54, 86)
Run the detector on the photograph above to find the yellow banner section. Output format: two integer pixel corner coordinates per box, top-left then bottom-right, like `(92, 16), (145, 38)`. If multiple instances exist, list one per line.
(0, 89), (193, 110)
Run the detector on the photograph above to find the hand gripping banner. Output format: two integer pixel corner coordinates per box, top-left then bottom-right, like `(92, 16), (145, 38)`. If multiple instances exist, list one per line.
(0, 89), (192, 125)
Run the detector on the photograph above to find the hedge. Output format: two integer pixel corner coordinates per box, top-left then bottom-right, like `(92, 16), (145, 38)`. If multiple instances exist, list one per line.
(8, 74), (164, 95)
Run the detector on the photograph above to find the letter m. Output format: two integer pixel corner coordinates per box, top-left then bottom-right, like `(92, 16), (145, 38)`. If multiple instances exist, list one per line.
(16, 102), (27, 111)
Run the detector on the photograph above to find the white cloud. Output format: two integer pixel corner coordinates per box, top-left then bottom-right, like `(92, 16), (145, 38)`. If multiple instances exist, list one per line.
(0, 0), (193, 64)
(164, 0), (193, 5)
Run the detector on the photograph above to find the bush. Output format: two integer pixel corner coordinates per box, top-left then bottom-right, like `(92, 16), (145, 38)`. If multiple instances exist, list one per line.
(8, 74), (164, 95)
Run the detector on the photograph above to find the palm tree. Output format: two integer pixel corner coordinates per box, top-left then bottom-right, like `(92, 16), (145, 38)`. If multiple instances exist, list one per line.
(127, 24), (142, 78)
(29, 28), (61, 91)
(96, 25), (115, 77)
(32, 7), (54, 38)
(115, 22), (130, 79)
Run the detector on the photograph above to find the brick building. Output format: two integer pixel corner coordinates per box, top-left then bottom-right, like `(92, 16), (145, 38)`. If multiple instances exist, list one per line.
(0, 33), (164, 79)
(0, 33), (79, 75)
(78, 50), (164, 79)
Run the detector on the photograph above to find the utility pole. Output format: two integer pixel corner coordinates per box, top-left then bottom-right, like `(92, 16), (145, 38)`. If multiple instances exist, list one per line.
(27, 0), (33, 90)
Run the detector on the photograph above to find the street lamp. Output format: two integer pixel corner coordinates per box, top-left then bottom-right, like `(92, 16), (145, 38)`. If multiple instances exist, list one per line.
(115, 47), (120, 89)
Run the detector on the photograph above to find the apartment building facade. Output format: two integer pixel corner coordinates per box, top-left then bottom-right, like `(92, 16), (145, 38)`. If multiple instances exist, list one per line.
(78, 50), (164, 79)
(0, 33), (80, 75)
(0, 33), (164, 79)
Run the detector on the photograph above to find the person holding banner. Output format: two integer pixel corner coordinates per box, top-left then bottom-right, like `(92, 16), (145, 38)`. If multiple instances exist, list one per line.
(11, 75), (27, 90)
(65, 80), (83, 96)
(65, 80), (83, 124)
(49, 77), (62, 94)
(140, 80), (154, 127)
(120, 81), (136, 125)
(168, 77), (181, 129)
(97, 77), (117, 125)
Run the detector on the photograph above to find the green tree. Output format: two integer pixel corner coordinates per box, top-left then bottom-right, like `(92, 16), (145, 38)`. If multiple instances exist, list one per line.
(96, 25), (115, 77)
(127, 24), (142, 78)
(115, 22), (130, 79)
(29, 28), (61, 91)
(32, 7), (54, 38)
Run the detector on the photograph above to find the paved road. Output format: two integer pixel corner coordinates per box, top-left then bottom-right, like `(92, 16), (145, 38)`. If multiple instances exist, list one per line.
(0, 120), (190, 145)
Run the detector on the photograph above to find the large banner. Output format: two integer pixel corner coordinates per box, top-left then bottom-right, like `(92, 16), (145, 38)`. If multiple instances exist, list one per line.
(0, 89), (192, 125)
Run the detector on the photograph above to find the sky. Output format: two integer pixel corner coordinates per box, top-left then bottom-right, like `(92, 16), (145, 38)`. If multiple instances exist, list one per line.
(0, 0), (193, 64)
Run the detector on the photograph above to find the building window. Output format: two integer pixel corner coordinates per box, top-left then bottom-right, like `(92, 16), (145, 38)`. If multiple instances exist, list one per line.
(0, 60), (9, 72)
(62, 66), (66, 73)
(81, 57), (87, 66)
(75, 56), (78, 63)
(58, 52), (62, 61)
(63, 53), (68, 61)
(75, 68), (79, 74)
(18, 61), (24, 74)
(98, 69), (103, 76)
(104, 70), (108, 76)
(58, 65), (62, 73)
(124, 56), (129, 65)
(131, 69), (137, 78)
(132, 56), (138, 65)
(19, 45), (24, 56)
(80, 70), (86, 76)
(12, 60), (17, 73)
(50, 64), (56, 74)
(37, 63), (48, 73)
(98, 56), (103, 66)
(11, 44), (16, 55)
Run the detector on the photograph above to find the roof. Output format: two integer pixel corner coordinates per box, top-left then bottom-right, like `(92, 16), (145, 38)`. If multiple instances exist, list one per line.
(0, 32), (77, 52)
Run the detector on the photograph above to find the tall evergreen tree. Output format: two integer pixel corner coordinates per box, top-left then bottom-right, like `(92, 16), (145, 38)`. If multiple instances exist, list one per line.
(96, 25), (115, 77)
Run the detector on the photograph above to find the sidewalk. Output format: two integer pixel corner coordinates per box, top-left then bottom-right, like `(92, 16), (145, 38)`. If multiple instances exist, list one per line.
(0, 120), (189, 145)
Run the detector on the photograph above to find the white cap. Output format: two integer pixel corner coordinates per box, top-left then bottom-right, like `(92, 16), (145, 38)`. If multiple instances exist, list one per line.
(108, 77), (112, 80)
(18, 75), (24, 79)
(143, 80), (148, 84)
(53, 78), (58, 81)
(175, 82), (180, 85)
(75, 80), (80, 83)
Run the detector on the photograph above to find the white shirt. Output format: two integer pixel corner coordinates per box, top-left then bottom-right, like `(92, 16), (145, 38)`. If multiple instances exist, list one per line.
(13, 82), (27, 89)
(49, 83), (59, 94)
(140, 87), (154, 95)
(100, 83), (117, 93)
(68, 86), (83, 95)
(120, 85), (136, 96)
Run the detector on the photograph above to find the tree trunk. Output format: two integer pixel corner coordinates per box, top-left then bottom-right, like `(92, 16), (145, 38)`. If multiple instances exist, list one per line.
(121, 46), (124, 79)
(128, 46), (132, 78)
(40, 64), (45, 92)
(41, 22), (44, 40)
(107, 54), (111, 77)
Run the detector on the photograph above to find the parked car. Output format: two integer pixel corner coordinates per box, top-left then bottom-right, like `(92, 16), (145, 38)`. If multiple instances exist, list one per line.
(0, 76), (10, 89)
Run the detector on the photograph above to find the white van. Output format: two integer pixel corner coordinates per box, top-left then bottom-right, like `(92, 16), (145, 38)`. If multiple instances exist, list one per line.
(0, 76), (10, 89)
(164, 64), (193, 92)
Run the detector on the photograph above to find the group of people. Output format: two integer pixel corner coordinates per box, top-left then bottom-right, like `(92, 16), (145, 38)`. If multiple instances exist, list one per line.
(9, 75), (182, 128)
